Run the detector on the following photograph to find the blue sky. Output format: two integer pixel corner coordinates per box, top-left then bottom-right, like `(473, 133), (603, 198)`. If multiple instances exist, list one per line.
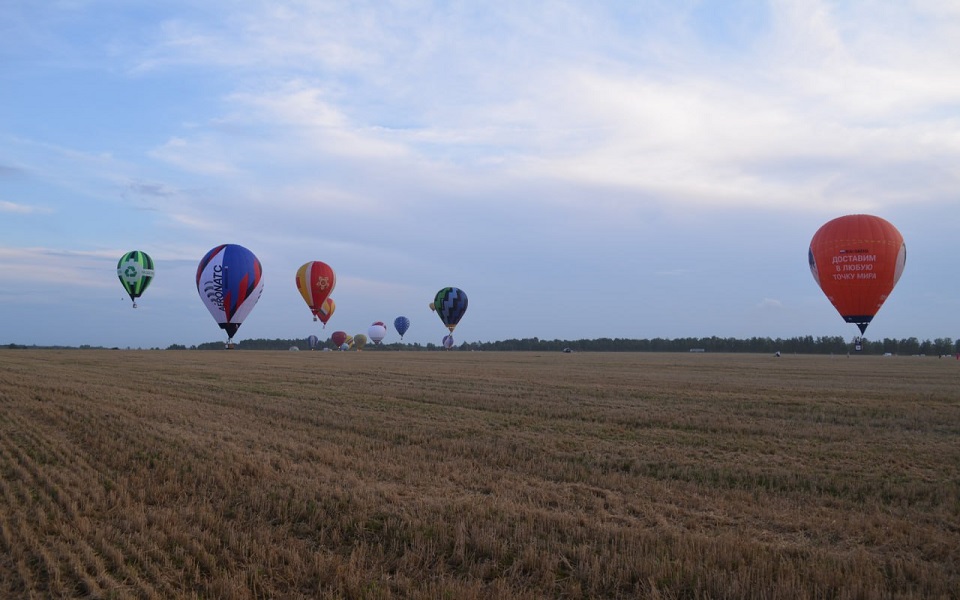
(2, 0), (959, 348)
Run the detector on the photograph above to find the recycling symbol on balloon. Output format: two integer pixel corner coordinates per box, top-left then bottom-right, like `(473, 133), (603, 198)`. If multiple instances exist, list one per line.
(124, 265), (138, 279)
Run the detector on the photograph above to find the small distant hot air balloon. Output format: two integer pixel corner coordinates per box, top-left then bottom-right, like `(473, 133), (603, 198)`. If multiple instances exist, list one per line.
(117, 250), (154, 308)
(344, 335), (354, 350)
(368, 322), (387, 345)
(340, 343), (350, 351)
(442, 334), (454, 349)
(296, 261), (336, 322)
(354, 333), (368, 351)
(331, 331), (347, 349)
(430, 287), (468, 333)
(307, 334), (319, 350)
(394, 316), (410, 339)
(809, 214), (906, 336)
(196, 244), (263, 345)
(317, 297), (335, 328)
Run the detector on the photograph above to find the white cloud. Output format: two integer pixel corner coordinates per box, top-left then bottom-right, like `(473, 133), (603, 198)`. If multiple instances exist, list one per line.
(149, 137), (240, 175)
(118, 1), (958, 222)
(758, 298), (784, 309)
(0, 201), (51, 214)
(0, 247), (117, 288)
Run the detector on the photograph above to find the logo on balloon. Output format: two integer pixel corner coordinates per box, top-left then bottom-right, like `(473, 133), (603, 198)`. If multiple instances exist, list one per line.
(203, 265), (225, 311)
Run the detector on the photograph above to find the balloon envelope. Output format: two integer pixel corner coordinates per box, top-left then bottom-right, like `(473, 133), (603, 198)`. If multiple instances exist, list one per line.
(196, 244), (263, 340)
(117, 250), (155, 307)
(368, 323), (387, 344)
(354, 333), (367, 350)
(808, 214), (906, 334)
(394, 316), (410, 339)
(317, 297), (335, 327)
(295, 261), (336, 321)
(442, 334), (454, 349)
(331, 331), (347, 348)
(432, 287), (468, 332)
(307, 334), (319, 350)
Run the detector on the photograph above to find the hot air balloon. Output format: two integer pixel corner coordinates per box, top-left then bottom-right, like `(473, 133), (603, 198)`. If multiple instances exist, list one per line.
(117, 250), (154, 308)
(317, 297), (335, 328)
(394, 316), (410, 339)
(331, 331), (347, 349)
(307, 334), (319, 350)
(442, 334), (454, 349)
(296, 261), (336, 322)
(368, 321), (387, 345)
(196, 244), (263, 345)
(809, 214), (906, 336)
(430, 287), (468, 332)
(354, 333), (368, 351)
(340, 343), (350, 351)
(344, 335), (354, 349)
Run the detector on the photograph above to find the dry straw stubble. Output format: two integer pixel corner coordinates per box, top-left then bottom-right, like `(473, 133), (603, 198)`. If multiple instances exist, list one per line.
(0, 349), (958, 598)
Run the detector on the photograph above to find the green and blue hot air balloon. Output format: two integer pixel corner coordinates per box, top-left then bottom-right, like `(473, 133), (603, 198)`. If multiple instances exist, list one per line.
(430, 287), (468, 333)
(117, 250), (155, 308)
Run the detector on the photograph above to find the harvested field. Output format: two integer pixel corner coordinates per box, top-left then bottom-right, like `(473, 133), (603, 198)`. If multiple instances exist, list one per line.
(0, 349), (958, 599)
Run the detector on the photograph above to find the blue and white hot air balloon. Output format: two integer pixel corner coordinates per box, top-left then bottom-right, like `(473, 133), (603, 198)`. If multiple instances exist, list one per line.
(196, 244), (263, 344)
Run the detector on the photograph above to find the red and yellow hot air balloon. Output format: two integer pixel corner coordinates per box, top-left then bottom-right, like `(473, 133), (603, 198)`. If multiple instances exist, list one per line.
(808, 214), (906, 335)
(295, 261), (336, 322)
(317, 297), (335, 328)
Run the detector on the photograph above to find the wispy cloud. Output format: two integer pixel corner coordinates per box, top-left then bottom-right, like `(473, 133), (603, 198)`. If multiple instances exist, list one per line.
(758, 298), (784, 309)
(0, 201), (51, 214)
(0, 247), (117, 288)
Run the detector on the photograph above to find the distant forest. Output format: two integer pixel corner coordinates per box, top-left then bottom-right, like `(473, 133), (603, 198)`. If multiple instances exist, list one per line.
(8, 335), (959, 355)
(157, 335), (960, 355)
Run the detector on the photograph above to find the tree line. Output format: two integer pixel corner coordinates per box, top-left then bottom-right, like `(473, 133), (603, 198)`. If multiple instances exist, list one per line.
(170, 335), (960, 355)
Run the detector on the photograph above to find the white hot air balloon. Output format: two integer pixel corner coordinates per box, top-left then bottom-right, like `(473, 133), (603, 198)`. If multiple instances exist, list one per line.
(368, 321), (387, 345)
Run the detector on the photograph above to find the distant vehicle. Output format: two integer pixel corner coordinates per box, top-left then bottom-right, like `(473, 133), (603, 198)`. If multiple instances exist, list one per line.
(563, 348), (572, 353)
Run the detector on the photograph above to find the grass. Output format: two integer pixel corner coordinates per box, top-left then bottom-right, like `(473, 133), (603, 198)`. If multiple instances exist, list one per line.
(0, 349), (958, 598)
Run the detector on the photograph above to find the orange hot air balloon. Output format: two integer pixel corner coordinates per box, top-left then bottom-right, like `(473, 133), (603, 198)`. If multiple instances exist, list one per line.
(808, 214), (906, 335)
(296, 261), (336, 321)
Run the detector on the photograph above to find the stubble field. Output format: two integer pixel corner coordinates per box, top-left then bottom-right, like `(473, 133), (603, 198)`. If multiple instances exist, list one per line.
(0, 349), (958, 599)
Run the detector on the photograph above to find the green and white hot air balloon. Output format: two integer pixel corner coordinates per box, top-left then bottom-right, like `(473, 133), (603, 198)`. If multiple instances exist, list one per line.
(117, 250), (155, 308)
